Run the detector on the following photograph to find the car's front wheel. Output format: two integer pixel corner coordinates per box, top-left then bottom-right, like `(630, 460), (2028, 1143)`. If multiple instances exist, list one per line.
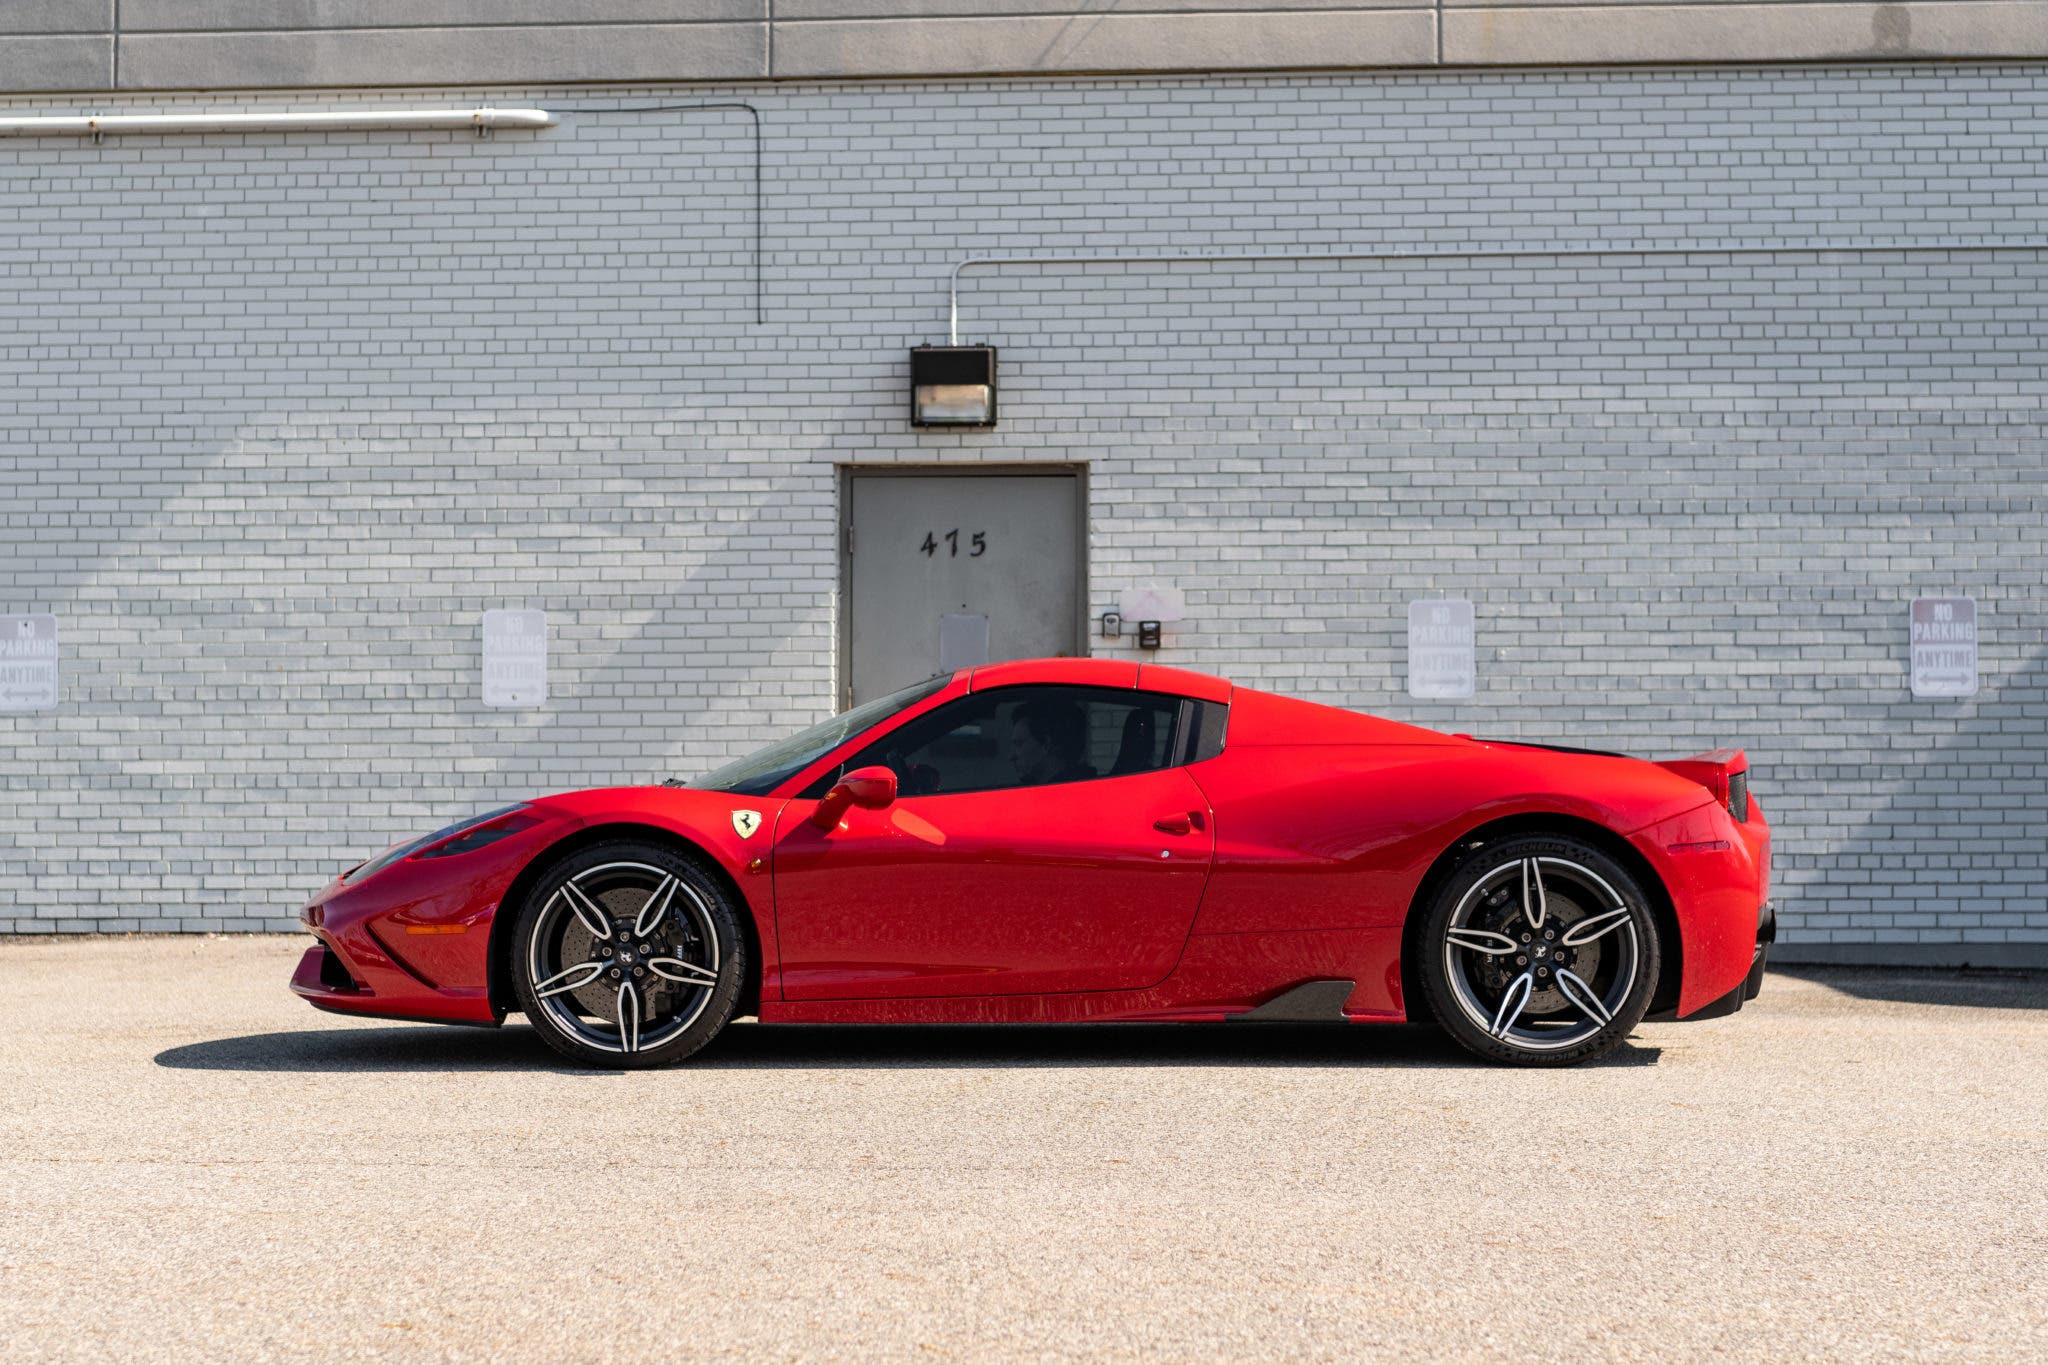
(510, 840), (746, 1068)
(1418, 833), (1661, 1067)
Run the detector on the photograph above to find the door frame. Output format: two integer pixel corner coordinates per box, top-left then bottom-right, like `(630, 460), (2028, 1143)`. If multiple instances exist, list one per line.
(837, 463), (1090, 708)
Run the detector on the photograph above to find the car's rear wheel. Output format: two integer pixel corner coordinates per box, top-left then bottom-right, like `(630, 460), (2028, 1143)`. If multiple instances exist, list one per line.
(510, 840), (745, 1069)
(1418, 833), (1660, 1067)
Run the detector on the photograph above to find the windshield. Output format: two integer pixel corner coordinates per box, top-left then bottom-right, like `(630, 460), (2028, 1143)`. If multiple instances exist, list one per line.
(691, 674), (952, 797)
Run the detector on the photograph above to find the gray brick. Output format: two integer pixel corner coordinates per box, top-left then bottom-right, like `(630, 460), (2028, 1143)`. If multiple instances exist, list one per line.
(0, 65), (2044, 951)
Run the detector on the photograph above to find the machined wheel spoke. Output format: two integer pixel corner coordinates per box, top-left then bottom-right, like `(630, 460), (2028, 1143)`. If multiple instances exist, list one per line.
(1446, 927), (1520, 957)
(647, 957), (718, 989)
(633, 875), (680, 939)
(1521, 859), (1548, 930)
(1489, 972), (1534, 1039)
(1562, 906), (1632, 947)
(617, 982), (642, 1053)
(561, 880), (614, 939)
(534, 959), (606, 999)
(1554, 969), (1613, 1026)
(528, 856), (732, 1061)
(1441, 851), (1639, 1055)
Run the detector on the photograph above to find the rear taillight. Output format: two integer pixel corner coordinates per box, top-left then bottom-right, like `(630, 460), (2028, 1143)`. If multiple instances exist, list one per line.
(1727, 768), (1750, 823)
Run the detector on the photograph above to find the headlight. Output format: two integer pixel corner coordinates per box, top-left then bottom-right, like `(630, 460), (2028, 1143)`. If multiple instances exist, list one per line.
(348, 804), (534, 882)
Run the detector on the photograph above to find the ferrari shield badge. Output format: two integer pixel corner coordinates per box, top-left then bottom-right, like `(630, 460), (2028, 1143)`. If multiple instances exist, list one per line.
(731, 809), (763, 839)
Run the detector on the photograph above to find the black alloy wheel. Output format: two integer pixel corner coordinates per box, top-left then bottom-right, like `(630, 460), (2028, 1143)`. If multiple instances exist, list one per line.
(1419, 833), (1661, 1067)
(510, 841), (746, 1069)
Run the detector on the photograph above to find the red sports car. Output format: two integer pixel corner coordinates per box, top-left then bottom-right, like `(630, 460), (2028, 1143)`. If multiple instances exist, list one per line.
(291, 658), (1773, 1067)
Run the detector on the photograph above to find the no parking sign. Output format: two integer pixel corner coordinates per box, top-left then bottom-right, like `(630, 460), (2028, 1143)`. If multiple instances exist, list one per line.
(1407, 599), (1475, 701)
(0, 615), (58, 713)
(1909, 597), (1978, 699)
(482, 610), (548, 708)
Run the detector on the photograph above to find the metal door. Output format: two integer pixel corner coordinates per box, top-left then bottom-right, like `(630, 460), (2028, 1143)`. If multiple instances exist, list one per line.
(843, 469), (1084, 705)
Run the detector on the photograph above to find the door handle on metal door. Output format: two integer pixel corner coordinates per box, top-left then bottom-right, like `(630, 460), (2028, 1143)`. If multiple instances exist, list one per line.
(1153, 813), (1194, 836)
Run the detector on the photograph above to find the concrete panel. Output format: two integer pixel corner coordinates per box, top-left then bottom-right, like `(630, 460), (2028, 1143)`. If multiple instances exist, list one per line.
(0, 1), (108, 35)
(122, 1), (760, 30)
(0, 34), (109, 90)
(1445, 2), (2048, 62)
(779, 1), (1407, 13)
(1446, 0), (1989, 6)
(117, 23), (768, 89)
(772, 10), (1439, 77)
(0, 0), (2038, 87)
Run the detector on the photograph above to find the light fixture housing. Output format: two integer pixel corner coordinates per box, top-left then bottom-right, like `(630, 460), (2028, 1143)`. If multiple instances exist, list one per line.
(911, 345), (997, 428)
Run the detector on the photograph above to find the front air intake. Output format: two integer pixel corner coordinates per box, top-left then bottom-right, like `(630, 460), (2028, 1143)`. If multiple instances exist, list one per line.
(317, 945), (362, 993)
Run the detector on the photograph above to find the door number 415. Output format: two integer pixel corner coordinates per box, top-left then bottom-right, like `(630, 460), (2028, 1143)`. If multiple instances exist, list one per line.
(920, 530), (987, 558)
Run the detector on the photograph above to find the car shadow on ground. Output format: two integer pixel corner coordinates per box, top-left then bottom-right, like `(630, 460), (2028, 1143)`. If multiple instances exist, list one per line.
(1772, 964), (2048, 1011)
(153, 1022), (1662, 1074)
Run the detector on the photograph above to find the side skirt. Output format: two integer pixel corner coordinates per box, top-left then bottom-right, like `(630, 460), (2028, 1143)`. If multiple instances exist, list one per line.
(1230, 979), (1358, 1022)
(759, 928), (1406, 1025)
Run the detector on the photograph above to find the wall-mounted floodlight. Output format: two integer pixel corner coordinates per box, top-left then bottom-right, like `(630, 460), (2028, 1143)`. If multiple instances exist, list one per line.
(910, 345), (997, 428)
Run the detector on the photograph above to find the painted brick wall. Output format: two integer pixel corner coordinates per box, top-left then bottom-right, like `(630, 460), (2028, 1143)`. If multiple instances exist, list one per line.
(1, 65), (2043, 956)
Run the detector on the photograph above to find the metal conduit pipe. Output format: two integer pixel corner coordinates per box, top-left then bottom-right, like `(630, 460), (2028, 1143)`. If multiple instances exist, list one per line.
(563, 103), (765, 327)
(947, 239), (2048, 344)
(0, 108), (558, 137)
(0, 100), (766, 326)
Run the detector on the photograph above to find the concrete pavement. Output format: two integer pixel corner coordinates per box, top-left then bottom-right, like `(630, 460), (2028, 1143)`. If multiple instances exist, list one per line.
(1, 935), (2043, 1360)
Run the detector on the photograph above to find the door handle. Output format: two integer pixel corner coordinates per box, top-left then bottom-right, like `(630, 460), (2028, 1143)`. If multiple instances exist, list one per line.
(1153, 813), (1195, 836)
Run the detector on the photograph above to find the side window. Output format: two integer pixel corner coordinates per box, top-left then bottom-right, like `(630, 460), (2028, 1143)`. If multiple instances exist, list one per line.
(1180, 699), (1228, 764)
(806, 686), (1184, 798)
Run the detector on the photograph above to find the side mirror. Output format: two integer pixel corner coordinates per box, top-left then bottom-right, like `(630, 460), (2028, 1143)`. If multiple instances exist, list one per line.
(810, 765), (898, 829)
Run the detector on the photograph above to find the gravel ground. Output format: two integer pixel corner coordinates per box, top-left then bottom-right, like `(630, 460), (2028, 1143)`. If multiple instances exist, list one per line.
(0, 935), (2043, 1362)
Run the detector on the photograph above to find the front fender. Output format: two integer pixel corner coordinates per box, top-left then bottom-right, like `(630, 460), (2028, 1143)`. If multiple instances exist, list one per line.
(498, 787), (784, 1002)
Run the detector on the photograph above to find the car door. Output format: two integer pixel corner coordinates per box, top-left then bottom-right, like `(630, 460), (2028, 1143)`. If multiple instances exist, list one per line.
(769, 685), (1216, 1000)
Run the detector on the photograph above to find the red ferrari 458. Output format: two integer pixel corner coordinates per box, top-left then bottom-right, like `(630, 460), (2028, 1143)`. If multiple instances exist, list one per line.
(292, 658), (1773, 1067)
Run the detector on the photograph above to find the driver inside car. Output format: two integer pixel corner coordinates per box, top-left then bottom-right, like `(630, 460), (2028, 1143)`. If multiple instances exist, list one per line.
(1006, 699), (1095, 786)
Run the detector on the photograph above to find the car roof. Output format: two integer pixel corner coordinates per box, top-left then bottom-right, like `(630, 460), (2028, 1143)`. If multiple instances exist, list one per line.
(965, 657), (1232, 702)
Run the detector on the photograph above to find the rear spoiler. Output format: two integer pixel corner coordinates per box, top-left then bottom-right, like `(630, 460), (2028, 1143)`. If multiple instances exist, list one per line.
(1656, 748), (1751, 823)
(1463, 736), (1756, 824)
